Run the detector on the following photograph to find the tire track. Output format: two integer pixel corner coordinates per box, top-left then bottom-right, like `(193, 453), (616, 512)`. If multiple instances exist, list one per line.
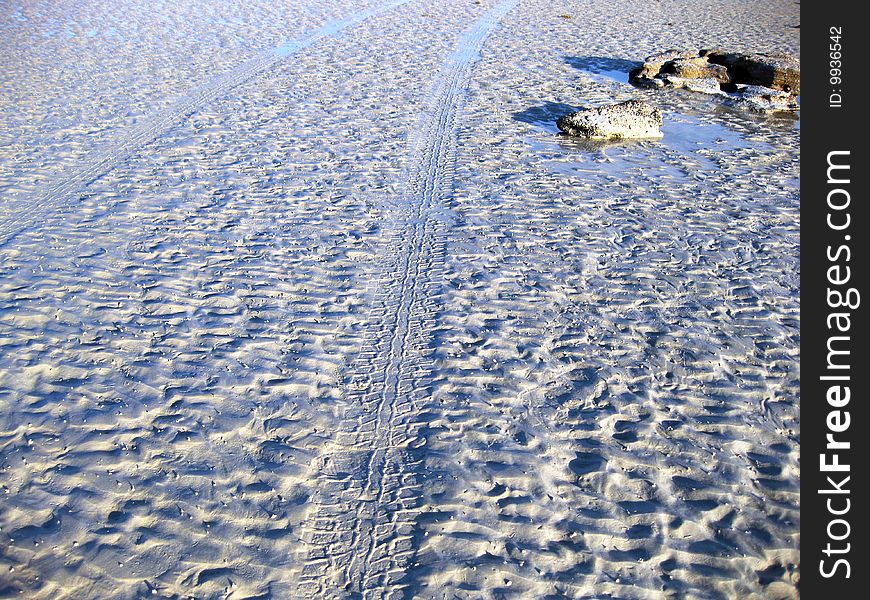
(297, 1), (518, 597)
(0, 0), (411, 247)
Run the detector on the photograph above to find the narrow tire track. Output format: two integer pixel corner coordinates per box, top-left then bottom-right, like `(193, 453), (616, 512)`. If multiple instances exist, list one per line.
(297, 1), (519, 598)
(0, 0), (411, 247)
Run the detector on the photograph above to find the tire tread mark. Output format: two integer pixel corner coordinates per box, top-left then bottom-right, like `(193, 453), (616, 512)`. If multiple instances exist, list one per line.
(0, 0), (411, 247)
(297, 2), (518, 598)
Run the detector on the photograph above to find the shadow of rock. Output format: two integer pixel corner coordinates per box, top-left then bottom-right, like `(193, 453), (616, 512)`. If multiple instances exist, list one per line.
(565, 55), (642, 82)
(512, 101), (579, 127)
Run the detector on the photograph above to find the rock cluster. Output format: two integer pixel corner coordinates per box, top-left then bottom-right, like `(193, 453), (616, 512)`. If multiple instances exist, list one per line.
(629, 49), (800, 112)
(556, 100), (663, 140)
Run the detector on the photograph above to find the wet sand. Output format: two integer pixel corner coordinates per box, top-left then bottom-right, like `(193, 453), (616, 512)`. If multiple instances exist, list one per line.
(1, 1), (799, 598)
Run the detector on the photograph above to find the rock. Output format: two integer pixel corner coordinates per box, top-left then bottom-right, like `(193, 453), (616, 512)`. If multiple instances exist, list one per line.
(644, 48), (702, 65)
(662, 76), (727, 96)
(629, 47), (800, 112)
(703, 50), (800, 94)
(663, 58), (731, 84)
(556, 100), (663, 140)
(630, 49), (699, 83)
(725, 85), (799, 113)
(630, 68), (666, 87)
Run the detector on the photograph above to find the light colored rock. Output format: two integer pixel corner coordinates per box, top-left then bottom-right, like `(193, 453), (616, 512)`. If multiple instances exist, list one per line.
(556, 100), (663, 140)
(663, 76), (727, 96)
(725, 85), (799, 113)
(643, 48), (701, 65)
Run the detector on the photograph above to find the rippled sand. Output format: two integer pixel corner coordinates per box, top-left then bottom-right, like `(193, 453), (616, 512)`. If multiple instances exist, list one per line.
(1, 1), (799, 598)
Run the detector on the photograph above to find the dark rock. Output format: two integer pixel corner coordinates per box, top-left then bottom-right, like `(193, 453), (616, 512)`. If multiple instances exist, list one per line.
(629, 48), (800, 112)
(703, 50), (800, 94)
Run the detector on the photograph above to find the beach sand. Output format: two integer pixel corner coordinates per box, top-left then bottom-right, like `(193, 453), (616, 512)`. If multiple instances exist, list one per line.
(1, 0), (799, 598)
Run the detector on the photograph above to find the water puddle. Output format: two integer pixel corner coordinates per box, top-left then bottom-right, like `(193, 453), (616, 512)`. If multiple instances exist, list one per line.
(528, 112), (763, 181)
(662, 113), (761, 156)
(564, 56), (639, 85)
(588, 69), (630, 85)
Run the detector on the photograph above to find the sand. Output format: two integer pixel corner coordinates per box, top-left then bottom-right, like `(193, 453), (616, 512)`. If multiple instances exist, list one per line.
(1, 0), (799, 598)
